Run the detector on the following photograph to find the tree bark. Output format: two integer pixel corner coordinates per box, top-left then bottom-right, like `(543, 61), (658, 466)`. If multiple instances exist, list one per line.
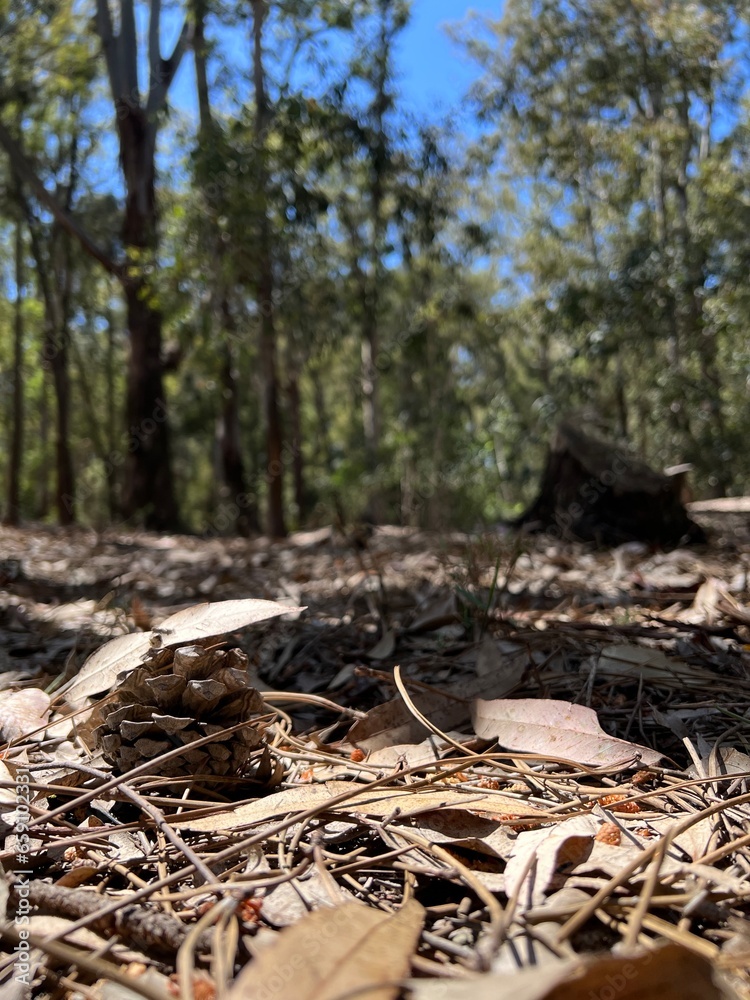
(252, 0), (286, 537)
(96, 0), (186, 529)
(4, 221), (24, 526)
(219, 327), (259, 535)
(286, 372), (305, 523)
(193, 0), (257, 535)
(24, 207), (76, 525)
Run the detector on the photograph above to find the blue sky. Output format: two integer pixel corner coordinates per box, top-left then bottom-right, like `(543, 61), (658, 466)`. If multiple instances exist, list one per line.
(162, 1), (500, 121)
(396, 2), (499, 113)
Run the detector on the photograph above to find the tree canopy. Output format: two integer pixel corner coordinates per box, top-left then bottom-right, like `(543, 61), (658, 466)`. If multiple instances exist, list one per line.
(2, 0), (750, 534)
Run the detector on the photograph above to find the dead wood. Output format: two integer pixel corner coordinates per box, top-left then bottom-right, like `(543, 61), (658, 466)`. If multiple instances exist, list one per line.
(516, 421), (706, 546)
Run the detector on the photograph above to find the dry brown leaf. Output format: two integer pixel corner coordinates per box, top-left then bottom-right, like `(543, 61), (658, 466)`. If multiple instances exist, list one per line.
(504, 815), (598, 909)
(227, 899), (424, 1000)
(348, 666), (525, 753)
(473, 698), (663, 767)
(176, 780), (542, 832)
(366, 733), (473, 768)
(0, 688), (51, 742)
(476, 636), (528, 679)
(595, 643), (714, 686)
(383, 809), (518, 860)
(408, 943), (730, 1000)
(64, 598), (305, 703)
(368, 629), (397, 660)
(408, 591), (462, 632)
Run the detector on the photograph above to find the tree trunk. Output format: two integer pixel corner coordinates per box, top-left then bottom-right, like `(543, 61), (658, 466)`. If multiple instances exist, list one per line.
(47, 316), (75, 526)
(4, 221), (24, 526)
(252, 0), (286, 538)
(286, 372), (305, 523)
(25, 213), (76, 525)
(117, 104), (179, 530)
(194, 1), (257, 536)
(94, 0), (188, 530)
(219, 334), (259, 535)
(121, 277), (178, 529)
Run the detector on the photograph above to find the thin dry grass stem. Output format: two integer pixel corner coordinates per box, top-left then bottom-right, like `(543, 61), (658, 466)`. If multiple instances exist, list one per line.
(393, 664), (482, 757)
(176, 896), (236, 1000)
(4, 527), (750, 993)
(555, 790), (750, 944)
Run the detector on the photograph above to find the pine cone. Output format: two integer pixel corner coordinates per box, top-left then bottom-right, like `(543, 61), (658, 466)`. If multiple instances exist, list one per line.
(95, 642), (270, 780)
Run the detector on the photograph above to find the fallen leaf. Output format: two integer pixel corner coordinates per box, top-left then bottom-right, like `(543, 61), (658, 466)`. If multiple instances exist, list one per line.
(408, 943), (726, 1000)
(64, 598), (304, 703)
(408, 591), (462, 632)
(367, 629), (397, 660)
(176, 780), (542, 832)
(504, 815), (598, 909)
(476, 636), (528, 680)
(595, 644), (713, 686)
(348, 666), (525, 753)
(227, 899), (424, 1000)
(0, 688), (51, 741)
(154, 598), (305, 639)
(63, 631), (153, 704)
(472, 698), (663, 767)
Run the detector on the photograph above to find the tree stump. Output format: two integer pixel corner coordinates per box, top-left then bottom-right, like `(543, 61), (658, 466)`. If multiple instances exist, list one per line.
(515, 422), (706, 547)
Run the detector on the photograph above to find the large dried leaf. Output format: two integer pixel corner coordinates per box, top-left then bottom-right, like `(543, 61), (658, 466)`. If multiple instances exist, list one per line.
(408, 943), (727, 1000)
(64, 598), (304, 703)
(472, 698), (663, 767)
(228, 900), (424, 1000)
(176, 780), (542, 832)
(595, 643), (716, 686)
(154, 597), (304, 639)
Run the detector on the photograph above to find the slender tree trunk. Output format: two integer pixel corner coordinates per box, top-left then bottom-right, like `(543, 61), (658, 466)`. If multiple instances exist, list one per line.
(219, 325), (259, 535)
(25, 217), (76, 525)
(359, 2), (390, 523)
(193, 0), (257, 535)
(310, 362), (334, 475)
(37, 373), (51, 519)
(105, 304), (118, 520)
(94, 0), (188, 530)
(252, 0), (286, 537)
(117, 105), (179, 529)
(48, 317), (75, 526)
(286, 372), (305, 523)
(4, 221), (24, 526)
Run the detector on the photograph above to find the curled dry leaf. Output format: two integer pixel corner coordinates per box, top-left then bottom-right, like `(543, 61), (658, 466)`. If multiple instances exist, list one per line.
(64, 598), (305, 705)
(228, 900), (424, 1000)
(407, 942), (727, 1000)
(0, 688), (51, 742)
(504, 815), (599, 910)
(472, 697), (663, 767)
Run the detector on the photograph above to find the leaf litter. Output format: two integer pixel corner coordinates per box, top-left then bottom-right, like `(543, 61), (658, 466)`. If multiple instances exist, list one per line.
(0, 516), (749, 998)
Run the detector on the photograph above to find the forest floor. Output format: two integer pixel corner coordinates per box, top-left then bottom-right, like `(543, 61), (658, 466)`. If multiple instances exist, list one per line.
(0, 509), (749, 999)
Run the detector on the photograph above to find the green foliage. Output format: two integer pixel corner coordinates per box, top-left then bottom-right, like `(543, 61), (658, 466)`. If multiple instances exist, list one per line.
(3, 0), (750, 531)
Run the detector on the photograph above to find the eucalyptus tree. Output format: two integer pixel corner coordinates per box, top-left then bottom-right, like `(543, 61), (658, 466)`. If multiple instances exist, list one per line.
(0, 1), (98, 524)
(337, 0), (410, 520)
(185, 0), (379, 534)
(463, 0), (750, 487)
(0, 0), (189, 528)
